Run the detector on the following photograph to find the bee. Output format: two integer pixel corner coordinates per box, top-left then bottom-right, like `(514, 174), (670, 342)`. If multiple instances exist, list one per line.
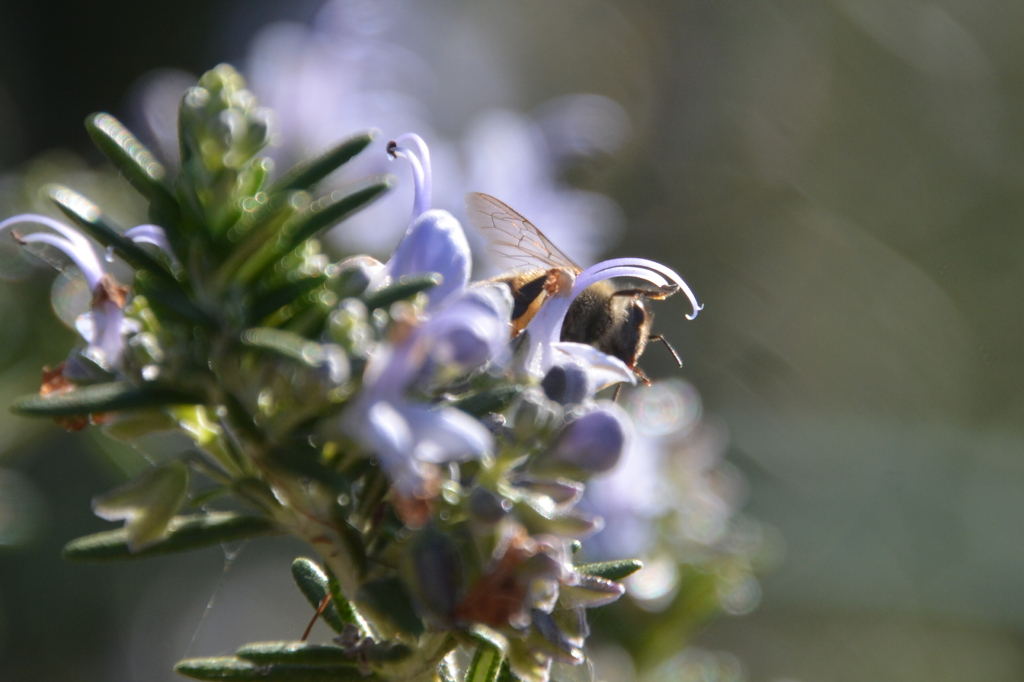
(465, 192), (682, 384)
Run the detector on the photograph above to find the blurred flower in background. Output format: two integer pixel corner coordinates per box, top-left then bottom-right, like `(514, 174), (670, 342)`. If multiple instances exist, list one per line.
(583, 380), (767, 618)
(130, 0), (627, 270)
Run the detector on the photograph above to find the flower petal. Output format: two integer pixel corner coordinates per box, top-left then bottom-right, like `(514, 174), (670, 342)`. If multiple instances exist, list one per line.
(550, 343), (636, 393)
(125, 224), (182, 268)
(364, 400), (421, 492)
(8, 224), (105, 284)
(389, 133), (432, 217)
(402, 404), (493, 464)
(386, 209), (471, 308)
(572, 257), (702, 320)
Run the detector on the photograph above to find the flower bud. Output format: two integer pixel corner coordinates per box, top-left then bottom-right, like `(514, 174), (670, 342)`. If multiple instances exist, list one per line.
(541, 362), (592, 405)
(329, 255), (384, 298)
(547, 405), (629, 474)
(407, 524), (465, 626)
(468, 486), (509, 524)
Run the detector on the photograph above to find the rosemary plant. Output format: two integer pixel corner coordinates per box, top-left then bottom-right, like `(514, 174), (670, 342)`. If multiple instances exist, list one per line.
(2, 64), (702, 682)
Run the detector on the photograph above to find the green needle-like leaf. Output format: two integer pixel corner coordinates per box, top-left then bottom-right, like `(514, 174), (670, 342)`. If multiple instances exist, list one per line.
(326, 566), (372, 632)
(575, 559), (643, 581)
(12, 382), (205, 417)
(62, 512), (278, 561)
(240, 328), (329, 367)
(85, 113), (176, 207)
(466, 638), (504, 682)
(249, 276), (327, 323)
(175, 657), (374, 681)
(236, 642), (357, 667)
(235, 640), (409, 666)
(134, 270), (218, 327)
(361, 273), (442, 311)
(558, 572), (625, 609)
(233, 178), (393, 285)
(270, 132), (375, 194)
(46, 184), (179, 284)
(290, 558), (348, 633)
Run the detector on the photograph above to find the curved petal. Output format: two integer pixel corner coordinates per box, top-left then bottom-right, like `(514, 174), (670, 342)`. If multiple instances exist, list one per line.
(125, 224), (181, 268)
(0, 213), (96, 266)
(573, 257), (702, 320)
(388, 133), (432, 218)
(6, 228), (105, 290)
(550, 343), (636, 392)
(364, 400), (421, 491)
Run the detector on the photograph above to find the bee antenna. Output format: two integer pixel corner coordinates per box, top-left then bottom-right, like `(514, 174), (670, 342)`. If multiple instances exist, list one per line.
(649, 334), (682, 368)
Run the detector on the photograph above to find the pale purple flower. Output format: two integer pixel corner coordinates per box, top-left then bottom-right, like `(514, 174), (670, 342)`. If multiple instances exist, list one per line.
(581, 429), (669, 560)
(381, 133), (471, 308)
(363, 399), (491, 496)
(242, 8), (442, 255)
(347, 283), (513, 493)
(460, 108), (626, 271)
(581, 381), (739, 562)
(0, 214), (151, 369)
(229, 1), (627, 264)
(133, 3), (630, 264)
(547, 403), (632, 475)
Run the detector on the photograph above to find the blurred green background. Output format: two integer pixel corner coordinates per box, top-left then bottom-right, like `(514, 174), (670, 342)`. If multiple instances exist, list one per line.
(1, 1), (1023, 680)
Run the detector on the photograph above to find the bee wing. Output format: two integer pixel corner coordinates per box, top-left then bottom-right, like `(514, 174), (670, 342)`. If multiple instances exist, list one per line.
(465, 192), (581, 273)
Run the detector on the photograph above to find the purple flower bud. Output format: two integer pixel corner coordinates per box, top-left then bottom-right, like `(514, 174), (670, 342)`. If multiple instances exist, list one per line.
(408, 524), (465, 625)
(548, 404), (630, 474)
(468, 486), (509, 524)
(541, 362), (592, 405)
(330, 255), (385, 298)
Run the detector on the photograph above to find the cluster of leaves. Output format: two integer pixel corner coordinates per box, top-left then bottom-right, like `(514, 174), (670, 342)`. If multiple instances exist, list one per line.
(11, 65), (644, 682)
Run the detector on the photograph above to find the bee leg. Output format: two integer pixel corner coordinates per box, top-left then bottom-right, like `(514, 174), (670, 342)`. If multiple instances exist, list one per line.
(614, 366), (651, 401)
(649, 334), (682, 368)
(611, 285), (678, 301)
